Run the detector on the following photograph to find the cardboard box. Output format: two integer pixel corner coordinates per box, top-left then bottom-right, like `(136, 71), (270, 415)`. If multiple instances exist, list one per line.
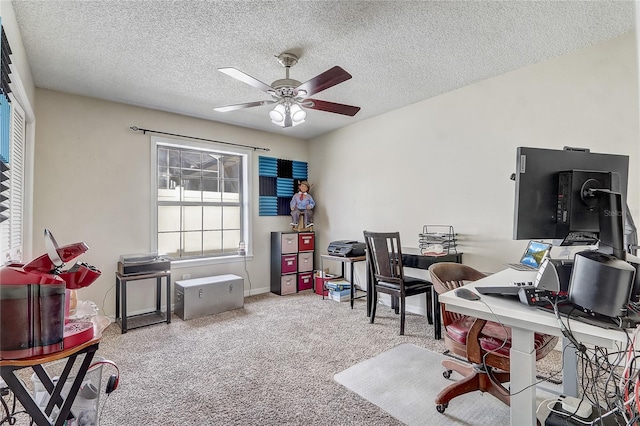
(329, 289), (351, 302)
(325, 279), (350, 291)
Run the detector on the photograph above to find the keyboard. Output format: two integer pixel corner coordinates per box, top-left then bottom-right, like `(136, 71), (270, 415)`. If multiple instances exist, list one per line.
(507, 263), (536, 271)
(477, 281), (534, 296)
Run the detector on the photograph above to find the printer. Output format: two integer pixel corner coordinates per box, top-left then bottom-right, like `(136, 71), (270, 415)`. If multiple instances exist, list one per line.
(327, 240), (366, 257)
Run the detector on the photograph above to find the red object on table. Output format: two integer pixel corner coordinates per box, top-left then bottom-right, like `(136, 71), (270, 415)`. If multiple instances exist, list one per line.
(0, 229), (102, 360)
(63, 321), (95, 348)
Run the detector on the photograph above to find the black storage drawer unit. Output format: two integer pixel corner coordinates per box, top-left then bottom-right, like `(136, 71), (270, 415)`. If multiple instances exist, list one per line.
(270, 231), (315, 295)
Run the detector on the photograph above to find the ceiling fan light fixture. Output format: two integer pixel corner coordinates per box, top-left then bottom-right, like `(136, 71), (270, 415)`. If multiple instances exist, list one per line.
(269, 104), (286, 125)
(215, 53), (360, 127)
(290, 104), (306, 124)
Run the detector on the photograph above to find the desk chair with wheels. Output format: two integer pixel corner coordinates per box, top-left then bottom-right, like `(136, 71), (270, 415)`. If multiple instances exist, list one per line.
(363, 231), (433, 336)
(428, 262), (558, 414)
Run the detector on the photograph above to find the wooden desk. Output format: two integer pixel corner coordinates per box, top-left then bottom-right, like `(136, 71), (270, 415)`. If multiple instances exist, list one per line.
(320, 254), (367, 308)
(439, 269), (629, 425)
(365, 248), (463, 339)
(115, 270), (171, 333)
(0, 317), (109, 426)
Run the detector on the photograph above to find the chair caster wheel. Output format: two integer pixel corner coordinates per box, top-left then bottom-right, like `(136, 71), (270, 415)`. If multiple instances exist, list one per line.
(443, 369), (452, 379)
(436, 403), (448, 413)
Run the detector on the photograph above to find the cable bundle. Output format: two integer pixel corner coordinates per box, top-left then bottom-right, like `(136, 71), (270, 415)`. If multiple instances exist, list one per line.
(545, 297), (640, 425)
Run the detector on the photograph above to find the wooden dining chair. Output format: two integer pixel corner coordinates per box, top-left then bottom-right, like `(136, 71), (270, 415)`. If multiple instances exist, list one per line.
(428, 262), (559, 413)
(363, 231), (433, 335)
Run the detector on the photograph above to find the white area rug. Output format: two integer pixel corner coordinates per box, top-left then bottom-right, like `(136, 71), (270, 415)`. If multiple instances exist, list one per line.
(334, 343), (511, 426)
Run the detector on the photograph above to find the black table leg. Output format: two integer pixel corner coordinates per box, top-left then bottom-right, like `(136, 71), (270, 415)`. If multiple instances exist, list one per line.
(115, 275), (120, 320)
(350, 263), (355, 309)
(166, 274), (172, 324)
(122, 280), (128, 333)
(156, 277), (161, 312)
(432, 287), (441, 340)
(366, 258), (371, 317)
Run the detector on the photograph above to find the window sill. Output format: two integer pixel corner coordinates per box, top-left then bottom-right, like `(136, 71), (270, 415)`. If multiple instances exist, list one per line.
(171, 254), (253, 269)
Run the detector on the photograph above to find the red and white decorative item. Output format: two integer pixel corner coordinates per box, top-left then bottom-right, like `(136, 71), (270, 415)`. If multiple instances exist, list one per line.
(0, 229), (102, 359)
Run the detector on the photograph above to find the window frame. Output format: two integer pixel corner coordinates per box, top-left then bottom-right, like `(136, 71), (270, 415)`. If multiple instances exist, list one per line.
(150, 136), (252, 267)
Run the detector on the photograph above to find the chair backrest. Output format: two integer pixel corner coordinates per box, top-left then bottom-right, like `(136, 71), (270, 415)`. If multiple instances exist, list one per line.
(428, 262), (486, 326)
(428, 263), (485, 294)
(363, 231), (405, 287)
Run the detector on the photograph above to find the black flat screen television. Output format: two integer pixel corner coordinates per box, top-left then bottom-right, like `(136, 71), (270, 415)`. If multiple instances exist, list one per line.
(513, 147), (629, 244)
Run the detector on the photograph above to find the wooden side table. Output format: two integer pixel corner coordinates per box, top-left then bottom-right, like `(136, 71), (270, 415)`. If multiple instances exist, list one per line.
(320, 254), (367, 309)
(115, 270), (171, 333)
(0, 318), (108, 426)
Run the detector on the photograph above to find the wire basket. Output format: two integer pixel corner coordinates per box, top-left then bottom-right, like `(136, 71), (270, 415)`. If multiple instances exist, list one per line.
(418, 225), (457, 255)
(31, 356), (104, 426)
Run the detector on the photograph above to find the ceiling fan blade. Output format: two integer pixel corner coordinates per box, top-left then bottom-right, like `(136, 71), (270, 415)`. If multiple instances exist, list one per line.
(214, 100), (276, 112)
(218, 67), (274, 93)
(304, 99), (361, 116)
(296, 66), (352, 97)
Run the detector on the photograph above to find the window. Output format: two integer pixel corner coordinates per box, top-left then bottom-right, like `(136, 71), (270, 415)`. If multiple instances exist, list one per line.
(1, 21), (32, 267)
(0, 96), (25, 265)
(152, 137), (251, 261)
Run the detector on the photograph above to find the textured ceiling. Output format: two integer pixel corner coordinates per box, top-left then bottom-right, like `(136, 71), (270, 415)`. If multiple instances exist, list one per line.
(10, 0), (636, 140)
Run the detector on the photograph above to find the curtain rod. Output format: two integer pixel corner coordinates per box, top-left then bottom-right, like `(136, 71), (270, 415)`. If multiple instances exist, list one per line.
(129, 126), (271, 152)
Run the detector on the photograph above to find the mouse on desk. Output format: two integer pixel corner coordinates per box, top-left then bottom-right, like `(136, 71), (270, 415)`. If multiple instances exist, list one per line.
(454, 287), (481, 301)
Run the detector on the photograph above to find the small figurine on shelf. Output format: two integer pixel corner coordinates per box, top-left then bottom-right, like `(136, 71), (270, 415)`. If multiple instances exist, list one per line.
(290, 180), (315, 229)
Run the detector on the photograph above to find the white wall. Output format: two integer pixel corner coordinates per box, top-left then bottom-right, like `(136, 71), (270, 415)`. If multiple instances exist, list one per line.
(14, 21), (640, 319)
(32, 89), (308, 316)
(310, 32), (640, 315)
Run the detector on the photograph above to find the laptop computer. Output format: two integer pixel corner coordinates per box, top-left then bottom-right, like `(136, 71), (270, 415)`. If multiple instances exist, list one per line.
(477, 243), (554, 297)
(507, 241), (552, 271)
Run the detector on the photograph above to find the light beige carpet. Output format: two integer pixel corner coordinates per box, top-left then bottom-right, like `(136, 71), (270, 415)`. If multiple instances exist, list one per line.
(4, 292), (562, 425)
(334, 343), (511, 426)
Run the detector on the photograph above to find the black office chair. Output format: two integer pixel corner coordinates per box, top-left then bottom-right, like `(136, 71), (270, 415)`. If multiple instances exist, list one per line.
(363, 231), (433, 335)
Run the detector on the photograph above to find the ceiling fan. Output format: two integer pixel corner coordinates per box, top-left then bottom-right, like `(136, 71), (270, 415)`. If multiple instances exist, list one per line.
(214, 52), (361, 128)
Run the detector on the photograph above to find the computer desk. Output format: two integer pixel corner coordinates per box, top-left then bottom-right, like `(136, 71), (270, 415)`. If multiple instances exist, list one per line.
(438, 268), (630, 426)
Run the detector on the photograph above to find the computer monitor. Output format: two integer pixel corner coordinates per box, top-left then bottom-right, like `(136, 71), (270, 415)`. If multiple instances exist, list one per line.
(513, 147), (631, 253)
(513, 147), (640, 309)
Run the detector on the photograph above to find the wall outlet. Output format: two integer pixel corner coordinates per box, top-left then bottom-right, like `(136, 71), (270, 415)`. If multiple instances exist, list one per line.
(182, 274), (191, 280)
